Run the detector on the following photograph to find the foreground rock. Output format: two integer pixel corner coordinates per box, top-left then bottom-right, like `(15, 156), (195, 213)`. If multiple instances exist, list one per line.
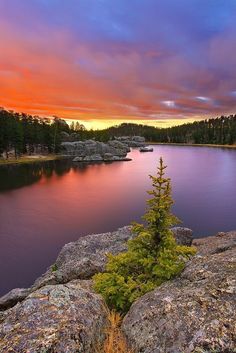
(61, 139), (131, 162)
(193, 230), (236, 255)
(171, 227), (193, 246)
(32, 226), (134, 291)
(0, 287), (31, 311)
(123, 232), (236, 353)
(0, 280), (107, 353)
(0, 227), (193, 309)
(0, 228), (235, 353)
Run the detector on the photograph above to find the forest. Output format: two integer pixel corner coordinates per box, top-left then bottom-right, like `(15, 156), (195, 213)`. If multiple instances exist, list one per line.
(0, 109), (71, 157)
(1, 107), (236, 158)
(105, 115), (236, 144)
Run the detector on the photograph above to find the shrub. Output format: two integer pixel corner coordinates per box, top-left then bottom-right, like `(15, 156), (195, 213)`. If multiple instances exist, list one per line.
(93, 158), (196, 313)
(51, 263), (58, 272)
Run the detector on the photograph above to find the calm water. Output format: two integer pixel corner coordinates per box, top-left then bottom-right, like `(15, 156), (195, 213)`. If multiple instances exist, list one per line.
(1, 145), (236, 296)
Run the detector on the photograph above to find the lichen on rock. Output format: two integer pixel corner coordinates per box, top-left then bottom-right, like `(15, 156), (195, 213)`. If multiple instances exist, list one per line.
(122, 232), (236, 353)
(0, 280), (108, 353)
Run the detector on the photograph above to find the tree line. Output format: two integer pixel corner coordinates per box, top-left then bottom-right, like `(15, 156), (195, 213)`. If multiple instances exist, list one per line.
(1, 108), (236, 158)
(103, 114), (236, 144)
(0, 108), (71, 158)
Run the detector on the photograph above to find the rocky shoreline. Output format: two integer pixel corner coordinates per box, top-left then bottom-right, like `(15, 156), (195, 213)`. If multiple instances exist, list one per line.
(61, 136), (146, 163)
(0, 227), (235, 353)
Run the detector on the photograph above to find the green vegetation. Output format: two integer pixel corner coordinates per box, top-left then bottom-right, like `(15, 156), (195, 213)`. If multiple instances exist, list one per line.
(51, 263), (58, 272)
(153, 115), (236, 144)
(0, 108), (71, 158)
(93, 158), (196, 313)
(1, 108), (236, 160)
(103, 115), (236, 145)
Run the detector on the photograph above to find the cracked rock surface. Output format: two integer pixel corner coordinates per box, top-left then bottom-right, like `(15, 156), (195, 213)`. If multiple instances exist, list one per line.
(0, 280), (107, 353)
(0, 227), (234, 353)
(31, 226), (134, 292)
(122, 232), (236, 353)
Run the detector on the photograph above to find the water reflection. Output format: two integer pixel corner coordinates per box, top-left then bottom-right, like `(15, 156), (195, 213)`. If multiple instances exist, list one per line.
(0, 160), (109, 192)
(0, 146), (236, 296)
(0, 160), (72, 191)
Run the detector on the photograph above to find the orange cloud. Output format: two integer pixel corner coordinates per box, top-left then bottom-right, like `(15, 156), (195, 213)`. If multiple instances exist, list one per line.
(0, 17), (236, 129)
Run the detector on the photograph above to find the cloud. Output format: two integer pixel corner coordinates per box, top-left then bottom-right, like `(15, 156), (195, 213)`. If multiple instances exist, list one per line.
(162, 101), (175, 108)
(196, 97), (211, 102)
(0, 0), (236, 127)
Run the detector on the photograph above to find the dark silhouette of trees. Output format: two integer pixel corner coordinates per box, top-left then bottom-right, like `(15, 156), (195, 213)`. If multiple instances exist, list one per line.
(1, 108), (236, 159)
(101, 115), (236, 144)
(0, 109), (70, 158)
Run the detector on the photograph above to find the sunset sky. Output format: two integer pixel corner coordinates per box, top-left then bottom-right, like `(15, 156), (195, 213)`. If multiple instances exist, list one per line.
(1, 0), (236, 129)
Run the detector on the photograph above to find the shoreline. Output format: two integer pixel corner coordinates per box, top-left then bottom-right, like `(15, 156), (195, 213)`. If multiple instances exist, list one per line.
(2, 142), (236, 167)
(146, 142), (236, 149)
(0, 155), (68, 166)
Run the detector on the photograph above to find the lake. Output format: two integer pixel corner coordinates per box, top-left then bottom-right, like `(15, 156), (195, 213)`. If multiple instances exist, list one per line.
(1, 145), (236, 296)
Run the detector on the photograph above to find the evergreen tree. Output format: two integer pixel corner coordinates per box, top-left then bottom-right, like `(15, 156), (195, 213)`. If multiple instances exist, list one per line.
(93, 158), (196, 313)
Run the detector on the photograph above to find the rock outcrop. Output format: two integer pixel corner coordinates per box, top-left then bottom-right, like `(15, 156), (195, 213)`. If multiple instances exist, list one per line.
(0, 280), (107, 353)
(0, 287), (31, 311)
(0, 227), (235, 353)
(171, 227), (193, 246)
(115, 136), (146, 147)
(0, 226), (194, 309)
(61, 139), (131, 162)
(193, 230), (236, 255)
(122, 231), (236, 353)
(32, 226), (134, 291)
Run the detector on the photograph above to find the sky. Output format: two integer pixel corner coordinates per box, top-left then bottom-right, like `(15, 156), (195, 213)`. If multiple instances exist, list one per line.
(1, 0), (236, 129)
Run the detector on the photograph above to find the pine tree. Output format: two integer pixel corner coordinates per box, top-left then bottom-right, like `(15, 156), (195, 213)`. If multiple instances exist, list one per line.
(94, 158), (196, 313)
(134, 157), (179, 245)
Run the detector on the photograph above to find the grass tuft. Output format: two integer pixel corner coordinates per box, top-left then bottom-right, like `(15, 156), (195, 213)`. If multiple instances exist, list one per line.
(96, 310), (134, 353)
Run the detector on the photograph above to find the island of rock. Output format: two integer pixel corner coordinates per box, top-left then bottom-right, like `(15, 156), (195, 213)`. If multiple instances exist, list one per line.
(61, 136), (145, 162)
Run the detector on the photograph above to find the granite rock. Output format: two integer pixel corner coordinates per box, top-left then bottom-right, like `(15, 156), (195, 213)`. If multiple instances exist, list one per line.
(0, 280), (108, 353)
(122, 233), (236, 353)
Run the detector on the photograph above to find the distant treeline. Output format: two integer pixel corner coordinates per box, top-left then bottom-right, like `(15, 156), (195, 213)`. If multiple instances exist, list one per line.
(1, 108), (236, 157)
(103, 114), (236, 145)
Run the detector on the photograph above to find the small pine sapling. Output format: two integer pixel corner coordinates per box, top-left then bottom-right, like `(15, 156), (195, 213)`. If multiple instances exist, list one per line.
(93, 158), (196, 313)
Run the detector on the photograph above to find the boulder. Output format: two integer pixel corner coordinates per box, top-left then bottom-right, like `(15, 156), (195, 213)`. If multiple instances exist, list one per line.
(61, 139), (130, 161)
(122, 233), (236, 353)
(73, 156), (83, 162)
(115, 136), (146, 147)
(32, 226), (194, 291)
(0, 226), (194, 309)
(104, 153), (115, 161)
(171, 227), (193, 246)
(0, 288), (31, 311)
(31, 226), (134, 291)
(61, 141), (85, 156)
(107, 140), (130, 156)
(0, 280), (107, 353)
(193, 230), (236, 255)
(1, 228), (235, 353)
(83, 154), (103, 161)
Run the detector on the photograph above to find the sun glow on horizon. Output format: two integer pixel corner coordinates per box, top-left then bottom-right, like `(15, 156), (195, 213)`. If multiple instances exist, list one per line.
(1, 1), (236, 128)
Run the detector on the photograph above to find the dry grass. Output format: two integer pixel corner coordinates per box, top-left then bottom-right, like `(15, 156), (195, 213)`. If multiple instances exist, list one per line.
(0, 155), (64, 166)
(96, 310), (134, 353)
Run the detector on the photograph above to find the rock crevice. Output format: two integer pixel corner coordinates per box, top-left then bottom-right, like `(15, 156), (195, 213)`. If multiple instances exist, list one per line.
(0, 228), (235, 353)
